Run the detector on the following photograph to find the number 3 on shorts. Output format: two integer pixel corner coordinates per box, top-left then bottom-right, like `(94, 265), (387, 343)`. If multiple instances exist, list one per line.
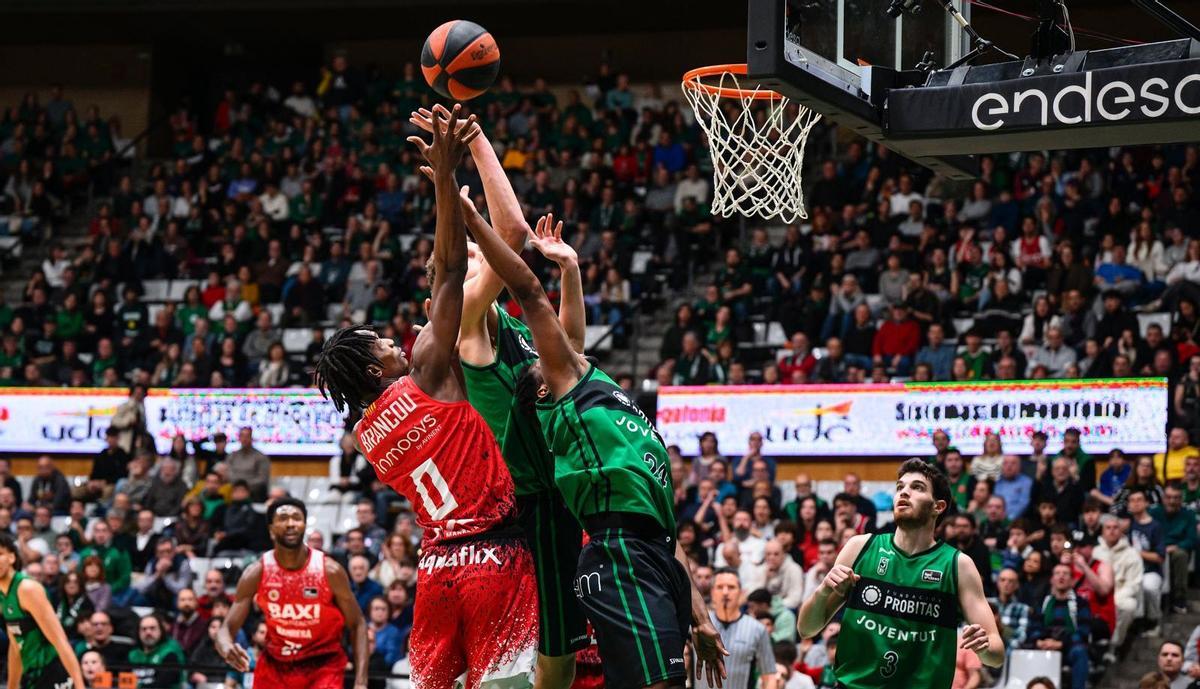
(880, 651), (898, 678)
(411, 458), (459, 519)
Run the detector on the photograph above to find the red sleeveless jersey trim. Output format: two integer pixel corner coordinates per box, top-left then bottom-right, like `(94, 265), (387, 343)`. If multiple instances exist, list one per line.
(355, 376), (516, 545)
(255, 548), (345, 662)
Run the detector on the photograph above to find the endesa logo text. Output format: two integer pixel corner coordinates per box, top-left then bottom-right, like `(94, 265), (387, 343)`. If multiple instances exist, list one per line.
(971, 70), (1200, 131)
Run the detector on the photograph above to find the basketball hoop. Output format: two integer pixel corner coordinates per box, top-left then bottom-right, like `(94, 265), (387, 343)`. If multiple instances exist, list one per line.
(682, 64), (821, 224)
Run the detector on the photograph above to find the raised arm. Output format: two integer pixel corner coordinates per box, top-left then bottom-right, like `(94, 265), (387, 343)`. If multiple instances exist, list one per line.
(526, 214), (586, 353)
(406, 105), (480, 401)
(326, 557), (369, 689)
(216, 561), (262, 673)
(459, 197), (588, 399)
(411, 106), (528, 327)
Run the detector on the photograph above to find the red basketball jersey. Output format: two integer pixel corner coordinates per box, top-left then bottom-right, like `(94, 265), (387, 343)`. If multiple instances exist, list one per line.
(255, 548), (346, 662)
(355, 376), (516, 545)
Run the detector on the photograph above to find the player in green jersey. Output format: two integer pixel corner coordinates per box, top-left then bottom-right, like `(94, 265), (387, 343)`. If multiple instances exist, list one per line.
(457, 190), (727, 689)
(797, 459), (1004, 689)
(410, 105), (590, 689)
(0, 533), (86, 689)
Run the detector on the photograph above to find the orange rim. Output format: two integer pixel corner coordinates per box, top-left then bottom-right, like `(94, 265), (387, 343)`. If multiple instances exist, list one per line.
(681, 63), (783, 101)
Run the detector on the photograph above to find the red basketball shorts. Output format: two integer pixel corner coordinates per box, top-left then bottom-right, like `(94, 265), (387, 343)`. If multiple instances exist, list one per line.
(254, 650), (347, 689)
(410, 534), (539, 689)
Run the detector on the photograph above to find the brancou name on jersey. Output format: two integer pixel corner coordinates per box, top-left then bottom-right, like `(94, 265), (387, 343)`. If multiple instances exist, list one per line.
(256, 549), (345, 662)
(355, 376), (516, 545)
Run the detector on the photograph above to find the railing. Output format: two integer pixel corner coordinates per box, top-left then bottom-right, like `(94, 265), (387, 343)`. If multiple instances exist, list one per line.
(85, 104), (179, 210)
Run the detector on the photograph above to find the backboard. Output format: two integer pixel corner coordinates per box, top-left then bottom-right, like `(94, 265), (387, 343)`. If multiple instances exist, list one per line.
(748, 0), (979, 177)
(745, 0), (1200, 180)
(777, 0), (967, 100)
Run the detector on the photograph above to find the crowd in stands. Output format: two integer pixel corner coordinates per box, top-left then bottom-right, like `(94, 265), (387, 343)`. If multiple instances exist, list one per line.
(671, 427), (1200, 689)
(0, 53), (712, 390)
(655, 140), (1200, 436)
(2, 48), (1200, 689)
(9, 417), (1200, 688)
(0, 424), (419, 689)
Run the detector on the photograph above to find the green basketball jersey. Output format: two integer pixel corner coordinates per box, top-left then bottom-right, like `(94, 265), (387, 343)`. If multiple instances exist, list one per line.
(462, 304), (555, 495)
(536, 364), (675, 532)
(1, 572), (59, 679)
(836, 532), (961, 689)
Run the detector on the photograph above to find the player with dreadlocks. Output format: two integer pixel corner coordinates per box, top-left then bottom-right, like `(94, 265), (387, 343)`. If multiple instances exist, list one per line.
(455, 191), (728, 689)
(313, 104), (538, 689)
(409, 104), (589, 689)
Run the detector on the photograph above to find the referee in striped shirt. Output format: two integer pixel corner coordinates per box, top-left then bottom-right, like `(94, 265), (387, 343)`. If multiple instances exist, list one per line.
(698, 568), (778, 689)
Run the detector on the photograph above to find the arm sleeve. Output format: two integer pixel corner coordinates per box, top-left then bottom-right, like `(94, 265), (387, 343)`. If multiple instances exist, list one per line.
(782, 565), (805, 609)
(133, 567), (158, 594)
(1185, 625), (1200, 671)
(164, 559), (193, 595)
(1074, 600), (1092, 643)
(255, 453), (271, 488)
(1181, 513), (1198, 552)
(1025, 606), (1044, 645)
(757, 626), (776, 671)
(1012, 606), (1029, 649)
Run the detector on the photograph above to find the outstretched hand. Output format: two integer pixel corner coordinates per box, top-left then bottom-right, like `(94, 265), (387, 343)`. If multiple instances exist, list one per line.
(409, 104), (481, 140)
(407, 103), (479, 178)
(527, 213), (577, 266)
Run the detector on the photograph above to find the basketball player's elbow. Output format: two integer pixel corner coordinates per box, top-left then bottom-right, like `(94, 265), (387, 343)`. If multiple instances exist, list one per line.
(981, 643), (1005, 668)
(434, 253), (468, 281)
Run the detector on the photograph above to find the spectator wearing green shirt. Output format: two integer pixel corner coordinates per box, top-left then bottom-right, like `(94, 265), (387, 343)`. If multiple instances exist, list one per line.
(91, 337), (118, 385)
(175, 286), (208, 337)
(289, 180), (324, 228)
(129, 613), (186, 689)
(1149, 482), (1196, 614)
(55, 292), (85, 340)
(954, 243), (990, 309)
(78, 520), (132, 595)
(958, 329), (992, 380)
(1056, 427), (1096, 493)
(1180, 455), (1200, 513)
(784, 473), (829, 522)
(944, 449), (976, 510)
(716, 248), (754, 320)
(0, 334), (23, 385)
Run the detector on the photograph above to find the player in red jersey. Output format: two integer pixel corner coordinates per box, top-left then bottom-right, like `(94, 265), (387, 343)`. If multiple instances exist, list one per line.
(313, 105), (539, 689)
(215, 496), (368, 689)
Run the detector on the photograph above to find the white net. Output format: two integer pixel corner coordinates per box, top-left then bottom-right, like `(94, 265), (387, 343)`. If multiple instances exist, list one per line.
(682, 69), (822, 224)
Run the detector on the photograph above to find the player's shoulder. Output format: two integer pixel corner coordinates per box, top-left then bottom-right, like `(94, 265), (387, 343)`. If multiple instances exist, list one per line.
(241, 559), (266, 585)
(15, 574), (45, 600)
(321, 551), (350, 580)
(837, 533), (874, 563)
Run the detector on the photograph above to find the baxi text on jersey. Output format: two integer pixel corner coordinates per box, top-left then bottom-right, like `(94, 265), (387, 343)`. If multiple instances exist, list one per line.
(266, 602), (322, 621)
(359, 393), (420, 453)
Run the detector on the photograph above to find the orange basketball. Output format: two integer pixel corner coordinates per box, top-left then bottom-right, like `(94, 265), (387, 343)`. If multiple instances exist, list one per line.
(421, 20), (501, 101)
